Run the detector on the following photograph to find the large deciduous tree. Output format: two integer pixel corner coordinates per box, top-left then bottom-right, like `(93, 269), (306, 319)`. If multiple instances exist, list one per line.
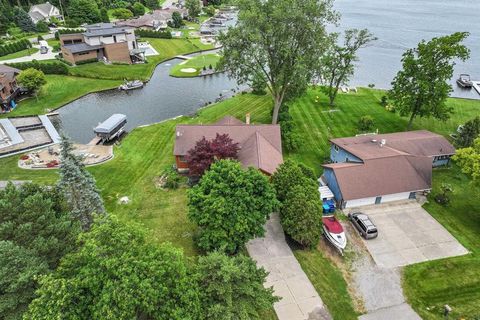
(0, 183), (79, 320)
(195, 252), (279, 320)
(219, 0), (338, 124)
(67, 0), (101, 25)
(186, 133), (239, 177)
(185, 0), (201, 19)
(389, 32), (470, 129)
(319, 29), (376, 106)
(188, 160), (278, 254)
(25, 217), (200, 320)
(58, 134), (105, 231)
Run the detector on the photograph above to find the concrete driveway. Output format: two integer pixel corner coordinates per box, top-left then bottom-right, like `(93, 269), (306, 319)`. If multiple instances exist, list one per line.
(349, 200), (468, 268)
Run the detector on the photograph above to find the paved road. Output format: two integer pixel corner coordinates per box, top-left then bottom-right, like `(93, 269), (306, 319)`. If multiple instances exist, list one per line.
(0, 44), (57, 64)
(247, 213), (332, 320)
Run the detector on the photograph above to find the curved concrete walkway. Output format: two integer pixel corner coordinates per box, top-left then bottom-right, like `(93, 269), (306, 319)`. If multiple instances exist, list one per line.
(247, 213), (332, 320)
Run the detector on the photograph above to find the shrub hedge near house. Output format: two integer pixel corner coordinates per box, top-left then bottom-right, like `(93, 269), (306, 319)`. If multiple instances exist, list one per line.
(0, 39), (32, 57)
(136, 29), (172, 39)
(6, 60), (69, 75)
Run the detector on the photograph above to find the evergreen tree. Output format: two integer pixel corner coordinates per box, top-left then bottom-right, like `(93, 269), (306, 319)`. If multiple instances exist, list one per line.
(58, 133), (105, 230)
(14, 7), (36, 32)
(145, 0), (160, 10)
(0, 182), (80, 320)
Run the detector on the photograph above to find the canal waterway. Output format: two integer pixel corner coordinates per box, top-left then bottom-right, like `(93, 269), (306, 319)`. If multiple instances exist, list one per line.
(55, 55), (241, 144)
(56, 0), (480, 143)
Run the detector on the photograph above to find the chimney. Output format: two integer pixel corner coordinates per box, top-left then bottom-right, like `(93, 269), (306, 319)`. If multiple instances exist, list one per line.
(245, 113), (251, 125)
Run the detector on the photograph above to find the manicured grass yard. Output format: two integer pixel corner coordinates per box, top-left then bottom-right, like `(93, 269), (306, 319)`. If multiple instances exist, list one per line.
(169, 53), (221, 77)
(403, 167), (480, 320)
(0, 48), (39, 61)
(0, 88), (479, 319)
(68, 38), (214, 80)
(0, 75), (121, 118)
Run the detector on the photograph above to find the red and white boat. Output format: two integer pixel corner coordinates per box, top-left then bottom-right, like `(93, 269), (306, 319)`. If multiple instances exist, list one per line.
(322, 215), (347, 254)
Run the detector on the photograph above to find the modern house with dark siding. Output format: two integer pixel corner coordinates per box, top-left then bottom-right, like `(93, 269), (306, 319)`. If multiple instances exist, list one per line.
(322, 130), (455, 208)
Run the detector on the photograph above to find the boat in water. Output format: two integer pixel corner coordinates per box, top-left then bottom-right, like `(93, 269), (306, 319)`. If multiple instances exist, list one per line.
(322, 215), (347, 254)
(94, 114), (127, 143)
(456, 74), (473, 88)
(119, 80), (144, 91)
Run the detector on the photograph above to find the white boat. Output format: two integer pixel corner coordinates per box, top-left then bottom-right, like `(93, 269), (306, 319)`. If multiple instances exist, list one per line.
(119, 80), (144, 91)
(322, 215), (347, 254)
(456, 74), (473, 88)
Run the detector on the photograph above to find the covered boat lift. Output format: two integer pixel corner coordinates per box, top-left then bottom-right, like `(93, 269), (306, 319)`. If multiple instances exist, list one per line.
(94, 114), (127, 143)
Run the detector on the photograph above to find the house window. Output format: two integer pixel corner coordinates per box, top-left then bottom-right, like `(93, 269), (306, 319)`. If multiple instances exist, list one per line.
(333, 144), (339, 152)
(178, 155), (186, 162)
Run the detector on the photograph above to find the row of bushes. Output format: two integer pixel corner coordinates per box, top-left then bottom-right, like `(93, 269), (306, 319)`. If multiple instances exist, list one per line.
(6, 60), (69, 75)
(75, 58), (99, 65)
(0, 39), (32, 57)
(54, 28), (84, 40)
(136, 29), (172, 39)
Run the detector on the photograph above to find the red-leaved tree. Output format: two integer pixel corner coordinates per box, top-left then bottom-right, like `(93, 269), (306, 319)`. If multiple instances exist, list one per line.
(186, 133), (239, 176)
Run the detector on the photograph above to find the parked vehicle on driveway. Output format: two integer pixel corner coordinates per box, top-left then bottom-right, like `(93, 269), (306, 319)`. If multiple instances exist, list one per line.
(348, 212), (378, 239)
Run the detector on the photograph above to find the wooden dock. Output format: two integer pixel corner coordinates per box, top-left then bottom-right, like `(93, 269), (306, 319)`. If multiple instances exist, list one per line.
(472, 81), (480, 95)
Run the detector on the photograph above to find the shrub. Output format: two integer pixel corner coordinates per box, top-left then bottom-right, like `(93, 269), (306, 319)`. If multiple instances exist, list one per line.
(271, 159), (315, 202)
(380, 95), (388, 107)
(162, 168), (181, 189)
(277, 104), (302, 152)
(281, 184), (323, 247)
(36, 21), (50, 33)
(203, 5), (216, 16)
(75, 58), (98, 65)
(358, 115), (375, 132)
(456, 116), (480, 148)
(136, 29), (172, 39)
(434, 183), (453, 206)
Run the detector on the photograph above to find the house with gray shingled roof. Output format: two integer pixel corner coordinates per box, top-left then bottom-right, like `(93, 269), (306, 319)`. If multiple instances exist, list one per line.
(322, 130), (455, 208)
(28, 2), (63, 24)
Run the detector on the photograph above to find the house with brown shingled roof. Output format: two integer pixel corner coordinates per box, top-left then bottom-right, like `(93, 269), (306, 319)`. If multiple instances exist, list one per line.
(322, 130), (455, 208)
(173, 115), (283, 175)
(0, 65), (21, 112)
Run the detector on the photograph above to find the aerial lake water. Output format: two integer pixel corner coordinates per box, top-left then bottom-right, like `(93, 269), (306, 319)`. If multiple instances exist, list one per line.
(334, 0), (480, 98)
(56, 1), (480, 142)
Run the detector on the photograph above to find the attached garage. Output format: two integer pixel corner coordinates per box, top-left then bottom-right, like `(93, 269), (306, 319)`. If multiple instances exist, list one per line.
(345, 197), (376, 208)
(344, 192), (415, 208)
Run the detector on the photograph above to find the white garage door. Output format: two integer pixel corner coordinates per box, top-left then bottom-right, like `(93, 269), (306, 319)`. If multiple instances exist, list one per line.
(381, 192), (411, 203)
(345, 197), (376, 208)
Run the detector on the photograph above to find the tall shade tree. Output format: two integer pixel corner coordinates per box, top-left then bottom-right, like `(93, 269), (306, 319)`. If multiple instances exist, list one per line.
(67, 0), (101, 25)
(16, 68), (46, 101)
(185, 0), (201, 19)
(25, 218), (200, 320)
(186, 133), (239, 177)
(218, 0), (338, 124)
(0, 183), (79, 320)
(453, 137), (480, 185)
(58, 134), (105, 230)
(195, 252), (279, 320)
(388, 32), (470, 129)
(319, 29), (376, 106)
(188, 160), (278, 254)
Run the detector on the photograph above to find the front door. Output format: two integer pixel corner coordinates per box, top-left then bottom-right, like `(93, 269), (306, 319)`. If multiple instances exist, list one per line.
(409, 192), (416, 199)
(375, 196), (382, 204)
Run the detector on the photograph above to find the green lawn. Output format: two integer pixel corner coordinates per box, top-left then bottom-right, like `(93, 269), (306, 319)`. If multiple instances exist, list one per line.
(0, 75), (121, 118)
(1, 88), (479, 319)
(403, 167), (480, 320)
(169, 53), (221, 77)
(68, 38), (214, 80)
(0, 48), (40, 61)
